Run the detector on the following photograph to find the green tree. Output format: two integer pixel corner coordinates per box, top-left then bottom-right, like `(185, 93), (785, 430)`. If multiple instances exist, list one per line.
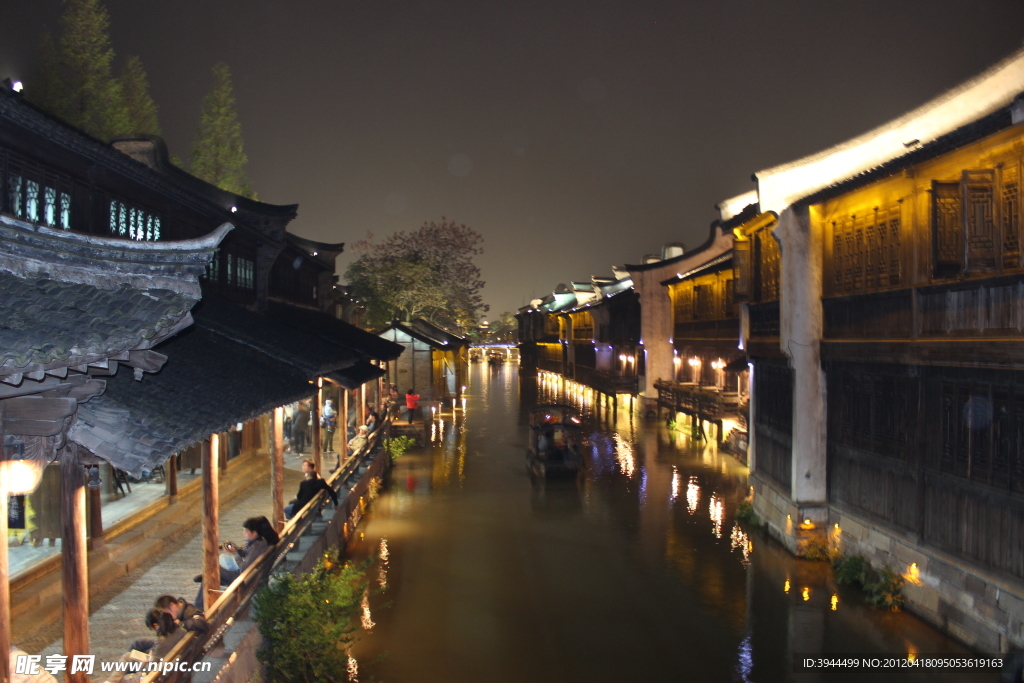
(345, 218), (487, 331)
(55, 0), (129, 140)
(253, 550), (366, 683)
(190, 62), (254, 197)
(28, 0), (133, 142)
(120, 55), (160, 136)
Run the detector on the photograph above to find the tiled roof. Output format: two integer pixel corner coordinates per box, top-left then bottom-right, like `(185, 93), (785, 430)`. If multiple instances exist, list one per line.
(192, 294), (358, 377)
(0, 271), (195, 374)
(71, 327), (314, 477)
(325, 361), (386, 390)
(266, 301), (403, 361)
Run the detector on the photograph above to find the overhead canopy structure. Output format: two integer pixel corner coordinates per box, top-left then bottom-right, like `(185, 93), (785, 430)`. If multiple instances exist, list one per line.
(72, 327), (314, 477)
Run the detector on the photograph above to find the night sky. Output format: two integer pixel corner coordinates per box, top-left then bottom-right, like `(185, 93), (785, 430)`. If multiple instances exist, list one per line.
(2, 1), (1023, 317)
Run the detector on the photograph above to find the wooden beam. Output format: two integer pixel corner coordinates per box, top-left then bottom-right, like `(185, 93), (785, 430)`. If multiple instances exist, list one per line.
(202, 435), (219, 611)
(271, 408), (284, 532)
(312, 383), (322, 473)
(61, 445), (90, 683)
(126, 349), (168, 374)
(0, 402), (10, 683)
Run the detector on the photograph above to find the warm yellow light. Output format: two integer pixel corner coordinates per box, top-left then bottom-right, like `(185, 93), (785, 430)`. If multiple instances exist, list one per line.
(1, 459), (44, 495)
(831, 594), (838, 611)
(802, 587), (811, 602)
(688, 357), (700, 367)
(783, 580), (790, 594)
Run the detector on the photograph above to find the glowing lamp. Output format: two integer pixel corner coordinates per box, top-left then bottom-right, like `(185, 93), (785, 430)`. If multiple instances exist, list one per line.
(12, 81), (23, 92)
(688, 357), (699, 367)
(230, 206), (238, 213)
(1, 441), (46, 495)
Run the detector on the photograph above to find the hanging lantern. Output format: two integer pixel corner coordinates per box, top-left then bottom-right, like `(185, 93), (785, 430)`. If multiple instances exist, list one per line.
(1, 437), (48, 495)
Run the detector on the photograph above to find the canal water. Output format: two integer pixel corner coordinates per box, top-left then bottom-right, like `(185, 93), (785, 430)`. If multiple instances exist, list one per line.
(347, 364), (997, 683)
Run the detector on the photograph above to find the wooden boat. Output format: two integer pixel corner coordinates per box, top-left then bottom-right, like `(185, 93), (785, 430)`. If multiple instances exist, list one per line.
(526, 404), (583, 477)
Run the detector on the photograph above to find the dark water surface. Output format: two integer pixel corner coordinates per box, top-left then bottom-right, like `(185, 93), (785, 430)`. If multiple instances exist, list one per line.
(347, 365), (996, 683)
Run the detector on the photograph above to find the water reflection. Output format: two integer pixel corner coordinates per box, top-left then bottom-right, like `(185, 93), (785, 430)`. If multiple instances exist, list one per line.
(346, 366), (993, 683)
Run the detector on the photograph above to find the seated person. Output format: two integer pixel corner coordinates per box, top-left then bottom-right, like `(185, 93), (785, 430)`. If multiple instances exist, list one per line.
(154, 595), (207, 634)
(195, 516), (278, 609)
(347, 425), (368, 455)
(285, 460), (338, 519)
(365, 410), (380, 433)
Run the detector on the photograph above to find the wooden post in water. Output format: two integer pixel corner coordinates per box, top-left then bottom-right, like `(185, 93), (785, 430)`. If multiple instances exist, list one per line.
(0, 404), (9, 683)
(61, 445), (90, 683)
(202, 435), (220, 611)
(312, 381), (323, 473)
(271, 408), (285, 532)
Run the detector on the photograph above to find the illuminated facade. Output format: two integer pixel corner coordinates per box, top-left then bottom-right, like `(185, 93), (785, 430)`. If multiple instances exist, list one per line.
(739, 47), (1024, 651)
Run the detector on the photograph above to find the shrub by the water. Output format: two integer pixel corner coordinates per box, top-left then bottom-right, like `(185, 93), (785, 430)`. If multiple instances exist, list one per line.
(832, 554), (904, 610)
(384, 435), (416, 462)
(253, 549), (367, 682)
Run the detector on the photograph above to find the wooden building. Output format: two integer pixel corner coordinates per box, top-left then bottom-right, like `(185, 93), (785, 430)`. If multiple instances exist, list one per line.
(654, 210), (756, 448)
(379, 319), (468, 401)
(0, 80), (403, 679)
(517, 287), (576, 376)
(738, 48), (1024, 651)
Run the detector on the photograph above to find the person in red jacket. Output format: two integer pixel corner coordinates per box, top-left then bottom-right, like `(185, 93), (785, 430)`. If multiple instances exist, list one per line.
(404, 389), (420, 422)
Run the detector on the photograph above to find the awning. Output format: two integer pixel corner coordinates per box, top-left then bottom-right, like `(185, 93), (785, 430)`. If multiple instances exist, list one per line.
(325, 361), (386, 390)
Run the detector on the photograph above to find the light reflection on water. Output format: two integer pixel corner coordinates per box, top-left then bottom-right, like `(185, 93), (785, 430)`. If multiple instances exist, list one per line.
(346, 365), (993, 683)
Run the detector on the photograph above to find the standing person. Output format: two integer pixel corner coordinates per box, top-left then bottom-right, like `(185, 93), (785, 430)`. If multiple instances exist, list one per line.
(405, 388), (420, 422)
(321, 398), (337, 453)
(388, 384), (399, 417)
(284, 460), (338, 519)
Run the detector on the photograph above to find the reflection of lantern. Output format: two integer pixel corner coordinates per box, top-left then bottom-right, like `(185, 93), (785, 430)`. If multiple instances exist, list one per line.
(1, 438), (46, 495)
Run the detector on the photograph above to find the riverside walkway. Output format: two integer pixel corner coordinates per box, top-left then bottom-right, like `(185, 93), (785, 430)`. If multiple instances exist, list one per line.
(14, 451), (307, 672)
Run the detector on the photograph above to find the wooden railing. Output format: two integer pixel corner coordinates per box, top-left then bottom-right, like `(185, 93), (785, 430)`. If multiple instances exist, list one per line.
(142, 414), (393, 682)
(653, 380), (742, 420)
(573, 366), (637, 395)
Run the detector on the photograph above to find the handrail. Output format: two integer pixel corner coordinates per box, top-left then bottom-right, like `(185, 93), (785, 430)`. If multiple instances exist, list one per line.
(140, 414), (393, 682)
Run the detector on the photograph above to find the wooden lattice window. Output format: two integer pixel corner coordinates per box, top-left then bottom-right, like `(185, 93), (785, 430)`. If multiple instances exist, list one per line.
(694, 284), (716, 320)
(1002, 165), (1021, 269)
(674, 284), (693, 324)
(755, 231), (780, 301)
(964, 170), (996, 272)
(724, 277), (735, 317)
(933, 181), (963, 278)
(832, 207), (901, 296)
(884, 207), (901, 286)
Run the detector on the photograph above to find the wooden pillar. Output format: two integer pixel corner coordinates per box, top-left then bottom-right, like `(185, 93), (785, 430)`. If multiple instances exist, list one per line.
(271, 409), (285, 532)
(0, 406), (9, 683)
(359, 383), (366, 428)
(312, 381), (323, 473)
(167, 454), (178, 502)
(202, 435), (219, 611)
(61, 445), (89, 683)
(218, 433), (228, 473)
(341, 389), (350, 464)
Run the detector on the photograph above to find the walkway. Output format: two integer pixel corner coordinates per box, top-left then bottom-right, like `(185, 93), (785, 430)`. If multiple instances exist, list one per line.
(14, 452), (310, 670)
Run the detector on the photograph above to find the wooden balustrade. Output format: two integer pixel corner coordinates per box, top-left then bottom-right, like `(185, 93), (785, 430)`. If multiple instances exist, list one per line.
(142, 413), (394, 683)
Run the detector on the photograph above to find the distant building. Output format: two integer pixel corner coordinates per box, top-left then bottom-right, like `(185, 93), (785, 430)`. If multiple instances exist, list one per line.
(378, 319), (468, 400)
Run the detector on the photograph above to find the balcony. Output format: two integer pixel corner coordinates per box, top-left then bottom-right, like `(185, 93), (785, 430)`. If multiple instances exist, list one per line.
(575, 365), (638, 395)
(654, 380), (743, 420)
